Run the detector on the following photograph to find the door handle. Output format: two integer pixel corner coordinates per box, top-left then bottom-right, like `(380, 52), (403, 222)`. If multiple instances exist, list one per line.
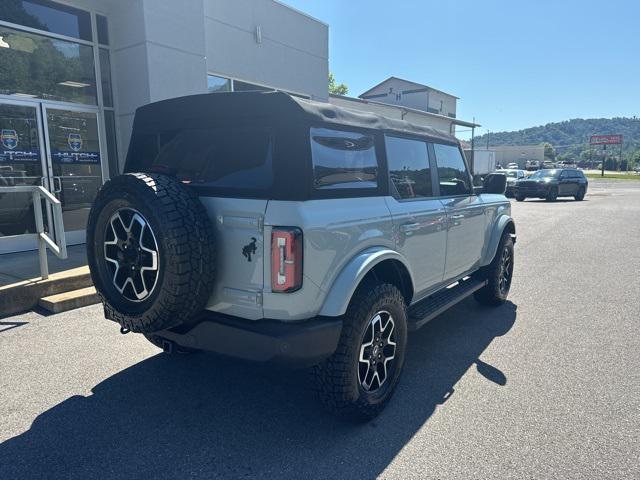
(400, 222), (421, 233)
(53, 176), (62, 193)
(450, 214), (465, 220)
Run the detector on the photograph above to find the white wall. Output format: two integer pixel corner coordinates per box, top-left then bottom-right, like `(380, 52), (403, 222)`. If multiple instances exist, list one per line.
(475, 145), (545, 169)
(361, 78), (429, 111)
(329, 96), (454, 135)
(204, 0), (328, 100)
(428, 90), (457, 118)
(360, 78), (457, 118)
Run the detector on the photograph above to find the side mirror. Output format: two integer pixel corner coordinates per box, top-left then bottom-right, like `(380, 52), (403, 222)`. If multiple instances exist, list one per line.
(482, 172), (507, 194)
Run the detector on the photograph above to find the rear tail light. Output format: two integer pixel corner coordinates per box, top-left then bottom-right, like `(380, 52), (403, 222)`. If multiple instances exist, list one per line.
(271, 227), (303, 293)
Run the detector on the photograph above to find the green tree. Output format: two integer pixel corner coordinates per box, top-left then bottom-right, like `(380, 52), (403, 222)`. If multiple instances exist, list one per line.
(328, 72), (348, 95)
(543, 142), (556, 160)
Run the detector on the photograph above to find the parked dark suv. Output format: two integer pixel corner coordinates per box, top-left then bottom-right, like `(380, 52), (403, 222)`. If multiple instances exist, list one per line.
(515, 168), (588, 202)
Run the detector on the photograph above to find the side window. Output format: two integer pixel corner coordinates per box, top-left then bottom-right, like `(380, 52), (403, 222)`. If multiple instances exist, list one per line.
(385, 135), (432, 199)
(433, 143), (471, 196)
(310, 128), (378, 190)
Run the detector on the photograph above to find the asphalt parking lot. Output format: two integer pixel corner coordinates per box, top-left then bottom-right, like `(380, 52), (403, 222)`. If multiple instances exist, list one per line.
(1, 178), (639, 480)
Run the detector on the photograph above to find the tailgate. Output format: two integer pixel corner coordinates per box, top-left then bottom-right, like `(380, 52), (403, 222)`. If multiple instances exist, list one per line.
(198, 196), (268, 320)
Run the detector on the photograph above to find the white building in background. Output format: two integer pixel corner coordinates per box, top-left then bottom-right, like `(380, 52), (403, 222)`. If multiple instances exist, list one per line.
(330, 76), (479, 136)
(474, 145), (545, 170)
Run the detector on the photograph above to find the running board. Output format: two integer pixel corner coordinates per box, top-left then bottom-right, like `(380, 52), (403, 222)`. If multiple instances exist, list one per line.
(408, 277), (487, 331)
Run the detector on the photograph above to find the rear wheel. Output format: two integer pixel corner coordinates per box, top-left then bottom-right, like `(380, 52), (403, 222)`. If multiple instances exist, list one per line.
(575, 187), (586, 201)
(474, 233), (514, 306)
(311, 283), (407, 420)
(515, 193), (526, 202)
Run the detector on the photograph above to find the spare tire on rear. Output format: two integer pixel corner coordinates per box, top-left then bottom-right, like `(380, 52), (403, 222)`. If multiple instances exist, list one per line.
(86, 173), (216, 333)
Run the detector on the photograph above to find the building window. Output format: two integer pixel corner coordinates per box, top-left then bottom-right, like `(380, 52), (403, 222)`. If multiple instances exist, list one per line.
(207, 74), (231, 93)
(0, 0), (92, 41)
(0, 25), (97, 105)
(99, 48), (113, 107)
(103, 110), (119, 177)
(96, 14), (109, 45)
(233, 80), (273, 92)
(207, 74), (309, 98)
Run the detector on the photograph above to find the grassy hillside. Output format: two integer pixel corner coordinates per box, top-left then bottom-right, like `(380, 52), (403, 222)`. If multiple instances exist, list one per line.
(473, 117), (640, 168)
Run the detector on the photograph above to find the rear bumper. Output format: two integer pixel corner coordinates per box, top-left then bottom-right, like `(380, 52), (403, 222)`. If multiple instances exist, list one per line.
(155, 313), (343, 369)
(515, 184), (550, 196)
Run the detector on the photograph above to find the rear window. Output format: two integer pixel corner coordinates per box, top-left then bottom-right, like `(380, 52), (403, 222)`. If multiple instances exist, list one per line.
(146, 128), (273, 190)
(310, 128), (378, 190)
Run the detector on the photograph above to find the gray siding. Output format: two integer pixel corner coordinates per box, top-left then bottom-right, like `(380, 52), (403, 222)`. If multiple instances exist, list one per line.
(203, 0), (328, 100)
(102, 0), (328, 169)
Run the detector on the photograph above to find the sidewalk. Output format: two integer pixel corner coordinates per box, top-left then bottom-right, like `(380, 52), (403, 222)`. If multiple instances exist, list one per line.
(0, 245), (88, 288)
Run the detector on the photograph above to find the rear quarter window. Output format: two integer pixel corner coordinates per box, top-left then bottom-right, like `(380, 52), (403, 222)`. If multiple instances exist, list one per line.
(310, 128), (378, 190)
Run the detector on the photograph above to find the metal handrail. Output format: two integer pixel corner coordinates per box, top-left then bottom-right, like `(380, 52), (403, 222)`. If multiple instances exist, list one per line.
(0, 185), (68, 279)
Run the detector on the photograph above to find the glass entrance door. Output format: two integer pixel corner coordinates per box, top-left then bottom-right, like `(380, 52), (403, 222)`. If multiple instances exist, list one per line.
(0, 100), (48, 254)
(42, 106), (104, 246)
(0, 99), (105, 254)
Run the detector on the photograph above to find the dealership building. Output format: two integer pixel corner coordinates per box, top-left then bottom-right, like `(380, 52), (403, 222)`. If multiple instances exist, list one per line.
(0, 0), (328, 253)
(0, 0), (477, 255)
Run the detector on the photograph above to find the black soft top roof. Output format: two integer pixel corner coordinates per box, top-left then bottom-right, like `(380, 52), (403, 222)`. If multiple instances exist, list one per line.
(128, 91), (458, 144)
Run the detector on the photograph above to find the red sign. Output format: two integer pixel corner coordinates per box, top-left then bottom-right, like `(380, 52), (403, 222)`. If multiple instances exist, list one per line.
(590, 135), (622, 145)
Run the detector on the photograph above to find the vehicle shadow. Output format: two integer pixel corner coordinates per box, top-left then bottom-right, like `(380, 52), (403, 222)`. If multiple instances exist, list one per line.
(0, 299), (517, 480)
(522, 199), (586, 203)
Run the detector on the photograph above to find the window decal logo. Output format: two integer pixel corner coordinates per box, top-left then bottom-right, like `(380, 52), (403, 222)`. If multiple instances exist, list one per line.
(1, 129), (18, 150)
(68, 133), (82, 152)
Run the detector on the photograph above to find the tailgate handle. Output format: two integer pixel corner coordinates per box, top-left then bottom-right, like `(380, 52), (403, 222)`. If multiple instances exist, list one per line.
(219, 215), (263, 229)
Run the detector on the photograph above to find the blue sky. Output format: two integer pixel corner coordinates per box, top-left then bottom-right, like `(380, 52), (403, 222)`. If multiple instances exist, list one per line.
(284, 0), (639, 139)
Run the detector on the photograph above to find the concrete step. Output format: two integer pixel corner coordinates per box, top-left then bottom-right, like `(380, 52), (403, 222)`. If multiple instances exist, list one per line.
(0, 266), (93, 317)
(39, 286), (100, 314)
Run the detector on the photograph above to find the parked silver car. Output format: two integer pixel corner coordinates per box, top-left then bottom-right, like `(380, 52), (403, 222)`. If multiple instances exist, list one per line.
(87, 92), (516, 419)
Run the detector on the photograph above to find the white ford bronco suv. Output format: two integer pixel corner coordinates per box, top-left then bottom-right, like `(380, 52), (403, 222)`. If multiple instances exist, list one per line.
(87, 92), (515, 419)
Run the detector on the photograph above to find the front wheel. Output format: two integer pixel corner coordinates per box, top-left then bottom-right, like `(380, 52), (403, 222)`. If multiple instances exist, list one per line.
(474, 233), (514, 306)
(515, 193), (526, 202)
(575, 187), (586, 201)
(546, 187), (558, 202)
(311, 283), (408, 420)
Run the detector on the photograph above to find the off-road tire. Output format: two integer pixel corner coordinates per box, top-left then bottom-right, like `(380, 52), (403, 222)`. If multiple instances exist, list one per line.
(474, 232), (514, 306)
(311, 283), (408, 421)
(546, 187), (558, 202)
(87, 173), (216, 334)
(143, 334), (198, 354)
(515, 193), (526, 202)
(575, 187), (586, 201)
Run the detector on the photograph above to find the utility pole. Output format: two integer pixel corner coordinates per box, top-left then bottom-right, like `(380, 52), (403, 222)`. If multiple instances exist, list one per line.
(602, 144), (606, 177)
(486, 130), (490, 149)
(470, 118), (475, 175)
(620, 141), (624, 171)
